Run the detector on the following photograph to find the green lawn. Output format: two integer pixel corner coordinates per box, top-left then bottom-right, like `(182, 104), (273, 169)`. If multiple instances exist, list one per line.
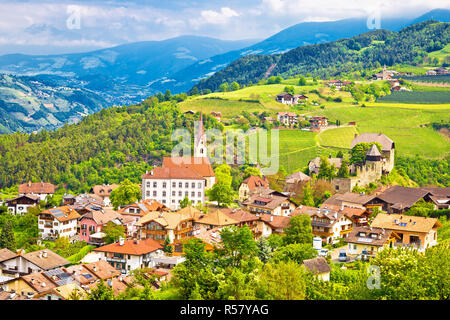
(319, 126), (358, 148)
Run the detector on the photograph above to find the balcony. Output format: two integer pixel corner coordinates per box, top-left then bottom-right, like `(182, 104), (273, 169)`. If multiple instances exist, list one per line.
(106, 257), (126, 263)
(340, 228), (353, 235)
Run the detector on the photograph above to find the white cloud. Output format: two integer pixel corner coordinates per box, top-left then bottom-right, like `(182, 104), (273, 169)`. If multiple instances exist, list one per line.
(190, 7), (240, 29)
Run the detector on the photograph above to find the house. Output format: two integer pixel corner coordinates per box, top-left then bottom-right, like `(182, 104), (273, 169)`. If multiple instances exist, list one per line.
(5, 195), (40, 214)
(91, 184), (120, 206)
(302, 257), (331, 281)
(71, 194), (105, 215)
(277, 112), (298, 126)
(118, 199), (169, 237)
(435, 67), (449, 75)
(320, 204), (370, 227)
(221, 208), (260, 233)
(346, 226), (399, 260)
(79, 208), (123, 245)
(294, 94), (308, 102)
(62, 194), (76, 206)
(18, 181), (55, 201)
(327, 80), (353, 90)
(292, 205), (353, 244)
(351, 133), (395, 172)
(63, 260), (119, 286)
(276, 93), (294, 104)
(256, 213), (292, 237)
(370, 213), (441, 250)
(211, 111), (222, 122)
(194, 209), (240, 231)
(308, 156), (343, 176)
(162, 157), (215, 189)
(47, 283), (86, 300)
(94, 238), (163, 274)
(239, 175), (269, 202)
(309, 116), (328, 129)
(136, 206), (202, 244)
(322, 192), (376, 210)
(141, 167), (206, 210)
(243, 188), (296, 216)
(426, 69), (438, 76)
(366, 185), (433, 213)
(38, 206), (81, 240)
(262, 116), (274, 125)
(372, 66), (397, 81)
(419, 187), (450, 210)
(0, 249), (69, 276)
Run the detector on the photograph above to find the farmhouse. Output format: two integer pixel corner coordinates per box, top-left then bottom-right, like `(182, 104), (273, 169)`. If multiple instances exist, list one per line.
(327, 80), (353, 90)
(346, 226), (399, 259)
(18, 181), (55, 201)
(0, 249), (69, 276)
(91, 184), (120, 206)
(38, 206), (80, 240)
(239, 175), (269, 202)
(302, 257), (331, 281)
(370, 213), (441, 250)
(5, 195), (40, 215)
(309, 116), (328, 129)
(277, 112), (298, 126)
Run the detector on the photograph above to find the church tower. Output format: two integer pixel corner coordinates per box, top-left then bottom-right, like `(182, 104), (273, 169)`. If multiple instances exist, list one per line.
(194, 112), (207, 158)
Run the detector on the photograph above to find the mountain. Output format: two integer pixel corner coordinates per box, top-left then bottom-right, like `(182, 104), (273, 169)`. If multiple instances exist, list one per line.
(0, 74), (109, 133)
(153, 9), (450, 93)
(193, 21), (450, 92)
(0, 36), (257, 104)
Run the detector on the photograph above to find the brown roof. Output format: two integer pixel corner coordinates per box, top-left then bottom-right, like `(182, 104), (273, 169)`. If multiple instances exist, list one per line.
(64, 264), (99, 285)
(259, 213), (291, 229)
(285, 171), (311, 183)
(82, 260), (120, 280)
(23, 249), (69, 270)
(81, 208), (121, 226)
(194, 209), (239, 226)
(351, 133), (394, 151)
(19, 181), (55, 194)
(243, 191), (292, 210)
(0, 291), (34, 300)
(374, 186), (430, 209)
(345, 226), (397, 247)
(292, 205), (350, 226)
(302, 257), (331, 274)
(0, 248), (17, 262)
(419, 187), (450, 198)
(21, 271), (57, 294)
(220, 208), (259, 223)
(371, 213), (441, 234)
(118, 199), (169, 216)
(136, 208), (200, 229)
(241, 175), (269, 190)
(142, 167), (205, 180)
(323, 192), (374, 207)
(40, 206), (81, 222)
(162, 157), (215, 178)
(91, 184), (120, 197)
(320, 204), (366, 218)
(94, 238), (162, 256)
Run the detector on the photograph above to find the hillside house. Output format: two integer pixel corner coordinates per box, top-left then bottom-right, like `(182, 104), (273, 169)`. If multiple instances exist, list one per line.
(239, 175), (269, 202)
(79, 208), (123, 245)
(5, 195), (40, 215)
(370, 213), (441, 250)
(277, 112), (298, 126)
(309, 116), (328, 129)
(346, 226), (399, 260)
(91, 184), (120, 206)
(327, 80), (353, 90)
(302, 257), (331, 281)
(38, 206), (80, 240)
(18, 181), (55, 201)
(243, 188), (295, 216)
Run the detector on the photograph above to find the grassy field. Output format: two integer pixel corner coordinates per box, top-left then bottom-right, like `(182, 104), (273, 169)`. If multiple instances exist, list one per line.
(428, 43), (450, 65)
(376, 91), (450, 104)
(178, 78), (450, 174)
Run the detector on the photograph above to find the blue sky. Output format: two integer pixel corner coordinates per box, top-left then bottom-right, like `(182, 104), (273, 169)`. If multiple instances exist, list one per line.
(0, 0), (449, 54)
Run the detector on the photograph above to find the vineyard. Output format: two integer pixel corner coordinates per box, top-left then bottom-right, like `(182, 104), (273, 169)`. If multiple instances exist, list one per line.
(377, 91), (450, 104)
(399, 74), (450, 84)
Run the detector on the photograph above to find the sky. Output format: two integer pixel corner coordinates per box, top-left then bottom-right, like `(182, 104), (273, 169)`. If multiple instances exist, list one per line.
(0, 0), (449, 55)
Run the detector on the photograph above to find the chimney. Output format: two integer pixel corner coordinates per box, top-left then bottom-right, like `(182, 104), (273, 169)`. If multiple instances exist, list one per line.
(41, 282), (46, 288)
(42, 250), (47, 258)
(39, 252), (43, 259)
(270, 215), (273, 222)
(119, 237), (124, 246)
(93, 266), (97, 272)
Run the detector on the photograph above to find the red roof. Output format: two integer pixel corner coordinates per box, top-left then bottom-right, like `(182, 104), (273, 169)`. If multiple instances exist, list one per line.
(19, 181), (55, 194)
(94, 238), (162, 255)
(142, 167), (204, 180)
(242, 176), (269, 191)
(162, 157), (215, 178)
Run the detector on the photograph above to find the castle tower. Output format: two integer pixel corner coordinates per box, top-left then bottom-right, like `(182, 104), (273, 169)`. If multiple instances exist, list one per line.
(194, 112), (207, 158)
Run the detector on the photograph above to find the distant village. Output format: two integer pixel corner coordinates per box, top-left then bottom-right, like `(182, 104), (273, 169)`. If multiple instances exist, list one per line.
(0, 113), (448, 300)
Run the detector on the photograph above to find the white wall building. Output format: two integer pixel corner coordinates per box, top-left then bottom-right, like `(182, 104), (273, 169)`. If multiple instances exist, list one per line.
(141, 167), (206, 210)
(38, 206), (80, 240)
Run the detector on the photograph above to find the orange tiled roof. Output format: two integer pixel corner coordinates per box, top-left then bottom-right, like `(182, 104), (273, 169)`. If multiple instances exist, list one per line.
(162, 157), (215, 177)
(94, 238), (162, 256)
(241, 175), (269, 191)
(19, 181), (55, 194)
(142, 167), (204, 180)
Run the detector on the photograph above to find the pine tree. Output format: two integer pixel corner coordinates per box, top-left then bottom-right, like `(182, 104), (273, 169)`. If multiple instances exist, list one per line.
(0, 220), (16, 251)
(257, 237), (271, 263)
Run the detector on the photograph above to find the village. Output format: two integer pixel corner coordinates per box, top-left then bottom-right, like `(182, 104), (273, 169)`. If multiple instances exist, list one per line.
(0, 111), (448, 301)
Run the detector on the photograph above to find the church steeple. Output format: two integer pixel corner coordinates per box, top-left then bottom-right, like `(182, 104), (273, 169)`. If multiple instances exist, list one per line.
(194, 112), (207, 158)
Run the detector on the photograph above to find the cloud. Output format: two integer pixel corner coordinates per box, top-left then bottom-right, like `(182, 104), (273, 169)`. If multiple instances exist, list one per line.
(190, 7), (240, 29)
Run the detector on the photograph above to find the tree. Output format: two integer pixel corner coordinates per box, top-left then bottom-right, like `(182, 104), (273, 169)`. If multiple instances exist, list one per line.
(301, 183), (315, 207)
(272, 243), (317, 264)
(405, 199), (434, 217)
(350, 142), (382, 165)
(103, 221), (125, 244)
(257, 237), (271, 263)
(163, 237), (173, 254)
(317, 156), (336, 181)
(337, 160), (350, 178)
(219, 225), (258, 267)
(87, 280), (115, 300)
(110, 179), (142, 210)
(336, 150), (344, 158)
(284, 214), (313, 245)
(256, 261), (308, 300)
(230, 81), (240, 91)
(298, 76), (307, 86)
(179, 196), (192, 209)
(284, 86), (294, 94)
(208, 182), (234, 207)
(242, 166), (262, 180)
(0, 220), (16, 251)
(219, 82), (229, 92)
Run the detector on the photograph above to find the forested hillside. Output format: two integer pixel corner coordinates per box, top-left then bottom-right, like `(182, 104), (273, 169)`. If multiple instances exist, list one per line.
(194, 21), (450, 92)
(0, 97), (222, 192)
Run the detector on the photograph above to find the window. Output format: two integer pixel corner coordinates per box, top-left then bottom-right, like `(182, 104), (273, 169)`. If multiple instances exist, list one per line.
(198, 192), (201, 197)
(153, 182), (157, 188)
(191, 182), (195, 188)
(163, 182), (167, 188)
(162, 200), (166, 204)
(172, 191), (175, 196)
(191, 192), (195, 197)
(162, 191), (166, 197)
(185, 182), (189, 188)
(179, 182), (182, 188)
(146, 191), (150, 197)
(172, 182), (176, 188)
(178, 191), (182, 197)
(185, 191), (188, 196)
(198, 183), (202, 188)
(146, 182), (150, 188)
(153, 191), (157, 197)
